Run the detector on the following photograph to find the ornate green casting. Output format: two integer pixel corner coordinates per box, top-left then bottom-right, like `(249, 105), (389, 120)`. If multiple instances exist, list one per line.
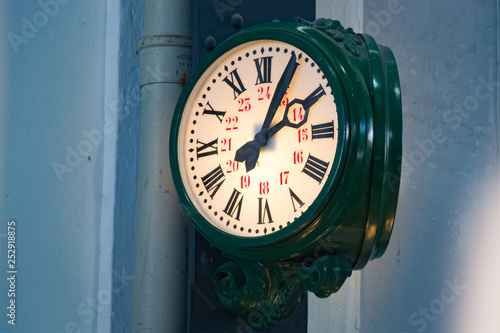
(213, 255), (352, 331)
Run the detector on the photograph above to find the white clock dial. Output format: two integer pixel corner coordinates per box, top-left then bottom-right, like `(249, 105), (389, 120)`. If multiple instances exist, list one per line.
(177, 40), (339, 237)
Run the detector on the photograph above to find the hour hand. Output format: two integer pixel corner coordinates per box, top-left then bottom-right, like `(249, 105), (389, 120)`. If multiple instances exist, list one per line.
(281, 84), (326, 129)
(234, 140), (260, 172)
(234, 130), (270, 172)
(265, 84), (327, 139)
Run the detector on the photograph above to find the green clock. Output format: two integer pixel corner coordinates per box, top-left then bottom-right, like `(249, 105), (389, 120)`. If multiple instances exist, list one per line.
(172, 37), (344, 250)
(171, 18), (401, 330)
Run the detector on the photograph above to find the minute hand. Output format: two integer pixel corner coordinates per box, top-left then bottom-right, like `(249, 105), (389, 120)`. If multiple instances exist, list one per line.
(261, 52), (299, 130)
(234, 53), (299, 172)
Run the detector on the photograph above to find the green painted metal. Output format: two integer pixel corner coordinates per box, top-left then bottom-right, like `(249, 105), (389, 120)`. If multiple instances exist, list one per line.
(170, 18), (402, 330)
(212, 255), (352, 330)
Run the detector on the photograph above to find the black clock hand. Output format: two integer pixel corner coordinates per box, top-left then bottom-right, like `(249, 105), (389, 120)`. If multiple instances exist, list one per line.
(299, 84), (326, 110)
(265, 84), (326, 139)
(261, 52), (298, 131)
(235, 85), (326, 172)
(235, 53), (299, 172)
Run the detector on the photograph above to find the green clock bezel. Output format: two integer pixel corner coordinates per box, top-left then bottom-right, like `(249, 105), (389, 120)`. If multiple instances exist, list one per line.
(170, 21), (369, 261)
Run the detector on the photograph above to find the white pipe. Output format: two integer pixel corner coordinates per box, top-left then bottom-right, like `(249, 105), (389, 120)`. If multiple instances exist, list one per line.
(132, 0), (192, 332)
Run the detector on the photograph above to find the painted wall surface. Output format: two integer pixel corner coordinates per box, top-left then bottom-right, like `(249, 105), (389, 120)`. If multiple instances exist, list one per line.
(110, 1), (143, 332)
(361, 1), (499, 333)
(1, 1), (498, 333)
(0, 1), (111, 332)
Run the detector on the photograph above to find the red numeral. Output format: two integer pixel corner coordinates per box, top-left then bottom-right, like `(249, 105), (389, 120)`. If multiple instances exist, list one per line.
(258, 86), (271, 101)
(220, 138), (232, 152)
(240, 175), (251, 189)
(225, 116), (239, 130)
(238, 97), (251, 112)
(280, 171), (289, 185)
(226, 160), (239, 173)
(293, 106), (304, 122)
(293, 150), (304, 164)
(259, 181), (270, 195)
(281, 91), (289, 106)
(298, 128), (308, 142)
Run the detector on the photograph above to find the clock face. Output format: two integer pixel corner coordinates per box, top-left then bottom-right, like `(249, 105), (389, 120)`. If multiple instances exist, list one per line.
(176, 39), (340, 238)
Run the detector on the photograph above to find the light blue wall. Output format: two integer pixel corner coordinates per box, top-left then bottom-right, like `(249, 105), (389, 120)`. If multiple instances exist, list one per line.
(361, 1), (499, 332)
(110, 1), (143, 332)
(1, 1), (498, 333)
(0, 1), (108, 332)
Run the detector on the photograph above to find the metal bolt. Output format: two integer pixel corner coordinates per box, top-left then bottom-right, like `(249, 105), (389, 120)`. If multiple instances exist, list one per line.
(204, 36), (217, 51)
(231, 13), (244, 29)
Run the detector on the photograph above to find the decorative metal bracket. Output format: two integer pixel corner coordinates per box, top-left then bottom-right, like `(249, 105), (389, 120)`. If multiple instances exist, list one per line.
(212, 256), (352, 331)
(295, 17), (363, 56)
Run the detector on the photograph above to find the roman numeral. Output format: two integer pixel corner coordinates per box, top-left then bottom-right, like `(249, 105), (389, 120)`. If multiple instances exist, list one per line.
(257, 198), (273, 224)
(202, 101), (226, 123)
(288, 188), (305, 212)
(311, 121), (335, 140)
(223, 69), (247, 99)
(223, 188), (243, 220)
(254, 56), (272, 85)
(196, 139), (218, 159)
(302, 154), (329, 184)
(201, 165), (225, 199)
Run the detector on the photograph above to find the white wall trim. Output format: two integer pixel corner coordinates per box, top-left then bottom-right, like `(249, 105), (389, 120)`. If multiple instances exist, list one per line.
(308, 1), (363, 332)
(96, 0), (121, 331)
